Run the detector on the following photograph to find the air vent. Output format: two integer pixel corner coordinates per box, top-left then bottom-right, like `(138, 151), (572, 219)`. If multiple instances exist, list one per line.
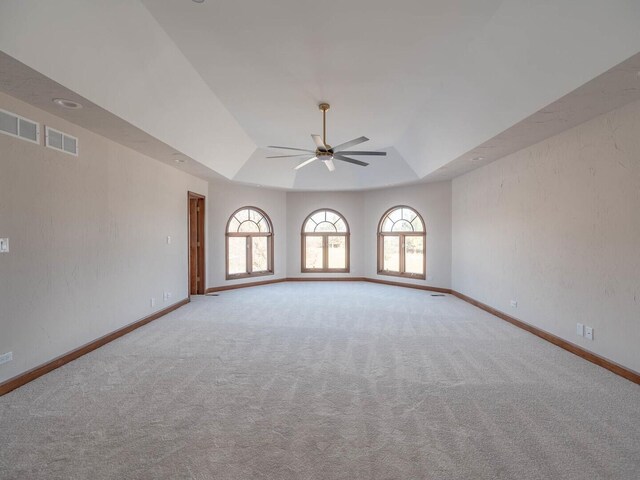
(45, 126), (78, 156)
(0, 108), (40, 144)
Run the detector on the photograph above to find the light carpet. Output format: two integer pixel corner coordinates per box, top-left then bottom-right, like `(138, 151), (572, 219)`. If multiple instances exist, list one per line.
(0, 282), (639, 479)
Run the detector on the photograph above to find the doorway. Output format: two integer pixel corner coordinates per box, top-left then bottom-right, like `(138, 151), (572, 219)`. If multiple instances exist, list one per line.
(188, 192), (206, 295)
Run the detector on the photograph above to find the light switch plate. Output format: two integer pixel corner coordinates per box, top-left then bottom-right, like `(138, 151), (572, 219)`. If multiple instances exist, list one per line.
(0, 352), (12, 365)
(576, 323), (584, 337)
(0, 238), (8, 253)
(585, 326), (594, 341)
(510, 300), (518, 308)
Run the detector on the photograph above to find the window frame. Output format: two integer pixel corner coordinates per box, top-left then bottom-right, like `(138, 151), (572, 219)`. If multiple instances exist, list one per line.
(301, 208), (350, 273)
(225, 206), (274, 280)
(377, 205), (426, 280)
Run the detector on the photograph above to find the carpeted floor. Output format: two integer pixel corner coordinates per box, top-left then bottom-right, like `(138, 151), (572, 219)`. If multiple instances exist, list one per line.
(0, 282), (639, 479)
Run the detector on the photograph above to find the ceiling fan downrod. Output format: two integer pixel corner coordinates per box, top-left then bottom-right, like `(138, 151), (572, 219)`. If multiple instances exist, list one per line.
(319, 103), (330, 148)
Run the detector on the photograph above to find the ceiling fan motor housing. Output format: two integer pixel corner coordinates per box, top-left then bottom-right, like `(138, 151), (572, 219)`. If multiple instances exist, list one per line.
(317, 147), (333, 160)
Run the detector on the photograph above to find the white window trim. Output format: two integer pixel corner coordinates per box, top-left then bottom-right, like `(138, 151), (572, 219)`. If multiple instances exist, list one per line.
(45, 126), (79, 156)
(0, 108), (40, 145)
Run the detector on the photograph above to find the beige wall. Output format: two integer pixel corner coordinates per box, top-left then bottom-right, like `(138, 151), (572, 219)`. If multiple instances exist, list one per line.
(206, 182), (453, 288)
(452, 99), (640, 372)
(0, 92), (207, 384)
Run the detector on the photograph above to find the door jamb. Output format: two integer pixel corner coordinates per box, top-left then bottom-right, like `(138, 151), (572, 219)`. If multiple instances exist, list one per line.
(187, 191), (206, 298)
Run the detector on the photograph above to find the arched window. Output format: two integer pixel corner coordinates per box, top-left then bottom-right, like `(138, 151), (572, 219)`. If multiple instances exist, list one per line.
(226, 207), (273, 279)
(301, 209), (350, 273)
(378, 206), (425, 279)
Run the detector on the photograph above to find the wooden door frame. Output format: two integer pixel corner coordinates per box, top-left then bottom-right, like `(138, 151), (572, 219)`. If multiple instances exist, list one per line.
(188, 191), (206, 297)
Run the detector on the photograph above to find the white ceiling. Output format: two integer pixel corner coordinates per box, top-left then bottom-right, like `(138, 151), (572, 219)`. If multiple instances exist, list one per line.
(2, 1), (640, 190)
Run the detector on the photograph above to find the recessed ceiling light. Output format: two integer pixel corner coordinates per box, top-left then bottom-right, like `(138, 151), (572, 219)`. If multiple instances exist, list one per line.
(192, 0), (205, 3)
(174, 158), (186, 164)
(472, 156), (485, 162)
(52, 98), (82, 110)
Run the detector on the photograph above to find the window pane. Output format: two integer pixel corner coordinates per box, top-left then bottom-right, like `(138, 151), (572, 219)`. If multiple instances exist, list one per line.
(305, 236), (323, 269)
(228, 237), (247, 275)
(304, 219), (316, 232)
(405, 236), (424, 275)
(328, 236), (346, 269)
(228, 217), (240, 232)
(382, 218), (394, 232)
(411, 216), (424, 232)
(235, 209), (249, 222)
(252, 236), (269, 272)
(238, 220), (260, 232)
(315, 221), (337, 232)
(334, 218), (347, 232)
(383, 236), (400, 272)
(311, 211), (325, 224)
(389, 208), (403, 222)
(392, 219), (413, 232)
(258, 217), (270, 232)
(325, 211), (340, 224)
(402, 208), (417, 222)
(249, 209), (262, 224)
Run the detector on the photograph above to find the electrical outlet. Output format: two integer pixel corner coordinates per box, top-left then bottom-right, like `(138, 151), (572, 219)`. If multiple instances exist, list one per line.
(0, 352), (13, 365)
(510, 300), (518, 308)
(576, 323), (584, 337)
(166, 235), (172, 245)
(150, 297), (156, 308)
(585, 326), (594, 341)
(0, 238), (9, 253)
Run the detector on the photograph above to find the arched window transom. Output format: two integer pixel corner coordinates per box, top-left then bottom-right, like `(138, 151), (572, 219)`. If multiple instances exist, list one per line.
(378, 206), (426, 279)
(226, 207), (273, 279)
(301, 209), (350, 272)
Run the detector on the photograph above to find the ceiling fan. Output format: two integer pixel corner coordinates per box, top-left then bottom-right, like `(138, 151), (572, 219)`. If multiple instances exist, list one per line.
(267, 103), (387, 172)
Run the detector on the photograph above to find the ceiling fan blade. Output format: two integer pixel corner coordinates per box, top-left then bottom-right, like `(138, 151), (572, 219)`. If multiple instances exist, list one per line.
(293, 156), (317, 170)
(339, 151), (387, 156)
(324, 159), (336, 172)
(266, 154), (311, 158)
(332, 136), (369, 152)
(268, 145), (315, 153)
(311, 134), (327, 150)
(333, 154), (369, 167)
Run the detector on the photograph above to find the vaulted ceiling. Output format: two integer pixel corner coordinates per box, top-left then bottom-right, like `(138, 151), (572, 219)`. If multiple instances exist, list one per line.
(1, 1), (640, 190)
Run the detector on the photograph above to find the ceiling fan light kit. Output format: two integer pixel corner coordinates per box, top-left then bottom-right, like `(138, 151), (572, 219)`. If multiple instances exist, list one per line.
(267, 103), (387, 172)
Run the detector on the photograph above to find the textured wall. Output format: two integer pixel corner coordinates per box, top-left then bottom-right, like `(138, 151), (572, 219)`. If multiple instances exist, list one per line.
(0, 92), (208, 384)
(452, 99), (640, 372)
